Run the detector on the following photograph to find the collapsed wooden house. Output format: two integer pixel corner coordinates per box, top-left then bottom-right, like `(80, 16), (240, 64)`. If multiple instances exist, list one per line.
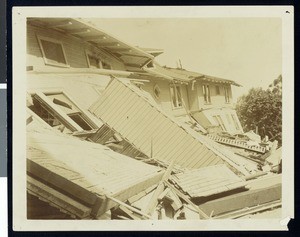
(25, 17), (282, 220)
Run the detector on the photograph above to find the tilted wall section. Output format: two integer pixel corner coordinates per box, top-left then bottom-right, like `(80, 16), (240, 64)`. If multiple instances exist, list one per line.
(89, 78), (225, 169)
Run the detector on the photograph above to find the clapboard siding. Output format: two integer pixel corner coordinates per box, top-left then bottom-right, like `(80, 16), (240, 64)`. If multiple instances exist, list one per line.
(142, 79), (189, 117)
(90, 79), (225, 169)
(27, 24), (126, 70)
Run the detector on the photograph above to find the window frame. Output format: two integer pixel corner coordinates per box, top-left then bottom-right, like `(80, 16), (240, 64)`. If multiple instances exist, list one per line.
(37, 35), (70, 68)
(85, 50), (113, 70)
(28, 90), (99, 132)
(170, 84), (183, 109)
(202, 84), (211, 104)
(86, 52), (102, 69)
(224, 86), (230, 103)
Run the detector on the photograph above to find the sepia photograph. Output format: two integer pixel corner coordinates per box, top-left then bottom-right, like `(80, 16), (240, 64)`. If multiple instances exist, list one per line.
(12, 6), (294, 231)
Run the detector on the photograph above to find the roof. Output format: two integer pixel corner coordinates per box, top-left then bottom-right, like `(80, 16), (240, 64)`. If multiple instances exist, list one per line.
(27, 126), (163, 218)
(171, 164), (247, 198)
(143, 65), (242, 86)
(137, 47), (164, 57)
(27, 18), (154, 70)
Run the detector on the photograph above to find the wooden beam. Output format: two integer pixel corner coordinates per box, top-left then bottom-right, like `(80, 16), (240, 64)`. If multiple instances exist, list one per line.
(106, 195), (152, 219)
(48, 20), (73, 28)
(27, 175), (92, 219)
(164, 180), (210, 219)
(27, 159), (100, 206)
(82, 35), (107, 41)
(99, 42), (121, 47)
(68, 28), (91, 34)
(142, 159), (176, 215)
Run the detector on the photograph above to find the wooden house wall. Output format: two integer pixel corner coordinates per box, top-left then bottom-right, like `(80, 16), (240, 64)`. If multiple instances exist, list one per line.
(27, 24), (126, 70)
(195, 82), (233, 110)
(142, 79), (190, 118)
(89, 78), (225, 169)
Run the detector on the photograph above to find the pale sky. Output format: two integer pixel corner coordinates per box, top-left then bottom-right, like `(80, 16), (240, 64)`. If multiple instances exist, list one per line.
(87, 18), (282, 101)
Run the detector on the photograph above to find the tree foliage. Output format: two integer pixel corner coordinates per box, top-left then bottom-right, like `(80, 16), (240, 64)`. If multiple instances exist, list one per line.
(236, 75), (282, 146)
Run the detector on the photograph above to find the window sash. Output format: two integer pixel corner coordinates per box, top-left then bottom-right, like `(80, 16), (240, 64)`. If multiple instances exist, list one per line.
(170, 84), (183, 108)
(37, 36), (69, 67)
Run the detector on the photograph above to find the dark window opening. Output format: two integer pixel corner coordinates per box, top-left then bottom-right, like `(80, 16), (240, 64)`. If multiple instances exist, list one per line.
(68, 113), (93, 131)
(170, 84), (183, 108)
(102, 61), (112, 70)
(29, 99), (62, 127)
(202, 85), (211, 103)
(87, 54), (100, 68)
(224, 87), (230, 103)
(39, 39), (67, 65)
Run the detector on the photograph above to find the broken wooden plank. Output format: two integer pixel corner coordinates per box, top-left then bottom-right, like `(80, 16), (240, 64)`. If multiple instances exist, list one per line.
(106, 195), (152, 219)
(164, 180), (210, 219)
(142, 159), (176, 215)
(157, 188), (170, 201)
(165, 190), (183, 211)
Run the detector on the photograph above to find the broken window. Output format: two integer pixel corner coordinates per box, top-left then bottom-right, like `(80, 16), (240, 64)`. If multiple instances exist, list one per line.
(231, 114), (241, 130)
(29, 91), (97, 132)
(202, 85), (211, 103)
(86, 51), (112, 70)
(37, 36), (68, 67)
(224, 86), (230, 103)
(212, 115), (226, 131)
(68, 112), (93, 131)
(170, 84), (182, 108)
(87, 54), (101, 68)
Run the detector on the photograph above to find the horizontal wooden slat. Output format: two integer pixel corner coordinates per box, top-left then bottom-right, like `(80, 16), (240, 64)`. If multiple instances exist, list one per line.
(89, 78), (225, 169)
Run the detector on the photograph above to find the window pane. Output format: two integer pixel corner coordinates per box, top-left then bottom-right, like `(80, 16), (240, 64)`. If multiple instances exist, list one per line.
(176, 86), (182, 107)
(68, 113), (93, 131)
(88, 55), (100, 68)
(170, 86), (176, 107)
(231, 114), (240, 130)
(41, 39), (67, 65)
(202, 85), (207, 103)
(206, 85), (211, 103)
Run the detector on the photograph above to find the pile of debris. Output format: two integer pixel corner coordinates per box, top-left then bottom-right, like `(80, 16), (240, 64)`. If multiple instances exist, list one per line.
(26, 77), (282, 220)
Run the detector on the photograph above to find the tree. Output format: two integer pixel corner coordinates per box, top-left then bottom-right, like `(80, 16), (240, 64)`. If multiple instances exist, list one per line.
(236, 75), (282, 146)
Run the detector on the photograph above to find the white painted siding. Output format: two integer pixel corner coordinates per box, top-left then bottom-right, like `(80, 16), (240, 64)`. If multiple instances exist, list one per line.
(27, 24), (126, 70)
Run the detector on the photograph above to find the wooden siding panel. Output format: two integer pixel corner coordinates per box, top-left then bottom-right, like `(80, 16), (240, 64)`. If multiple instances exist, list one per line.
(27, 24), (126, 70)
(89, 79), (225, 169)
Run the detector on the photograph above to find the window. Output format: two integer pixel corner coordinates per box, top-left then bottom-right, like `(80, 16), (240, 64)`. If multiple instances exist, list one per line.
(29, 91), (97, 132)
(170, 84), (183, 108)
(212, 115), (226, 131)
(224, 87), (230, 103)
(86, 51), (112, 70)
(102, 61), (112, 70)
(37, 36), (69, 67)
(231, 114), (241, 130)
(153, 84), (161, 99)
(68, 112), (93, 130)
(87, 54), (101, 68)
(202, 85), (211, 103)
(216, 85), (220, 95)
